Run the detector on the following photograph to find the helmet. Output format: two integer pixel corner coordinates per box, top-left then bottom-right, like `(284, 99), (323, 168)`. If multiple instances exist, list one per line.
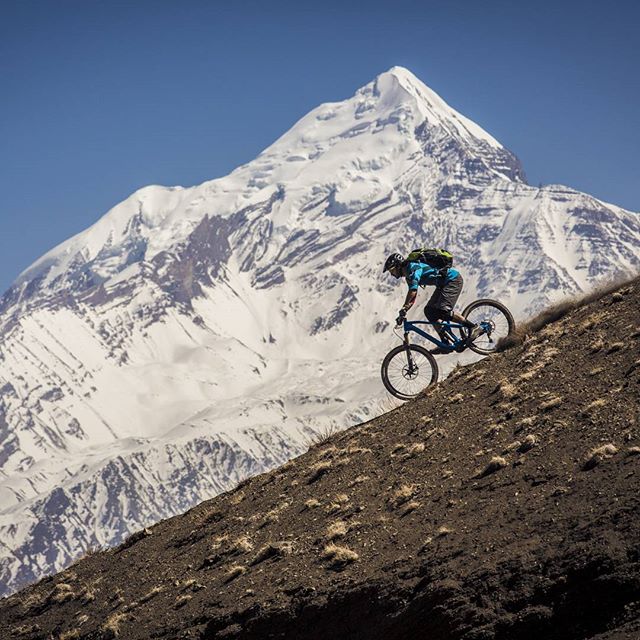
(383, 253), (404, 276)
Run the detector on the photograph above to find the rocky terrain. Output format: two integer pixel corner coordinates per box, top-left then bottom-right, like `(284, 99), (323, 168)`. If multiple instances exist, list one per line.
(2, 277), (639, 639)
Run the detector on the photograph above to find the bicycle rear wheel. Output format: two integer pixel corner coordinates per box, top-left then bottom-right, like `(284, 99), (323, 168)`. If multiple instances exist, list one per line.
(462, 299), (515, 355)
(381, 344), (439, 400)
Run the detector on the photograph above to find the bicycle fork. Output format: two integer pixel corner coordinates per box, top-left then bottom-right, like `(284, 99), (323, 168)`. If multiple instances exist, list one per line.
(403, 331), (418, 376)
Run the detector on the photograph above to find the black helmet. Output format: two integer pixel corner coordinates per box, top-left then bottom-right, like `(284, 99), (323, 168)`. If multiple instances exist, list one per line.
(383, 253), (404, 275)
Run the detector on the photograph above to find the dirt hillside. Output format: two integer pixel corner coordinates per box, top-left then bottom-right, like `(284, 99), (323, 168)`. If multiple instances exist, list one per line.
(2, 279), (640, 640)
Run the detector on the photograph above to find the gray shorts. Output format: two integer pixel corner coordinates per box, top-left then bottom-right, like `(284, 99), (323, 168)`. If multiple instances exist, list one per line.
(425, 274), (463, 317)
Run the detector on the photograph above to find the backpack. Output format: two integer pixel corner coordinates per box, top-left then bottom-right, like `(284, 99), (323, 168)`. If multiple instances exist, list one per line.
(406, 247), (453, 270)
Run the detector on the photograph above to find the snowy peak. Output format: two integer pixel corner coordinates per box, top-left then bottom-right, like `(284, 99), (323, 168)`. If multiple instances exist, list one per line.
(379, 66), (504, 148)
(3, 67), (525, 311)
(256, 66), (519, 179)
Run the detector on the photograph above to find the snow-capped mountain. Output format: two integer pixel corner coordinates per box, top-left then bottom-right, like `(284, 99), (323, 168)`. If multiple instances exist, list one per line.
(1, 66), (638, 598)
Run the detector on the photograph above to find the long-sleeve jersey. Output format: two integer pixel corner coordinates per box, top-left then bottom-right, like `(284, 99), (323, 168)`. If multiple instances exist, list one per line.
(405, 262), (460, 291)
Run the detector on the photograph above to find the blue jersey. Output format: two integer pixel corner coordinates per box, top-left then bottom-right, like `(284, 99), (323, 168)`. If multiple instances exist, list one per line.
(405, 262), (460, 291)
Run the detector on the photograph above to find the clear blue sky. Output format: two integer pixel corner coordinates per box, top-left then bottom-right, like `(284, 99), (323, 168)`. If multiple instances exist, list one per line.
(1, 0), (639, 295)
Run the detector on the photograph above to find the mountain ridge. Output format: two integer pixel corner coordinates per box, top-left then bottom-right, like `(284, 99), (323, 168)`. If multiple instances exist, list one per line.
(5, 66), (522, 306)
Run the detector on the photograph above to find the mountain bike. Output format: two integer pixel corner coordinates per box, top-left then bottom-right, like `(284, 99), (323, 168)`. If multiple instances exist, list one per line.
(381, 299), (515, 400)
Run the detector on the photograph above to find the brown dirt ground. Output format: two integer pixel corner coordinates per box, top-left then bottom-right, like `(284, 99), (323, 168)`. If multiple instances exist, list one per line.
(2, 279), (640, 640)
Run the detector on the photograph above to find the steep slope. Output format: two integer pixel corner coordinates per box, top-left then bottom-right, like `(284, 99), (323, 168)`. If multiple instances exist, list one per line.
(1, 66), (639, 598)
(2, 279), (639, 639)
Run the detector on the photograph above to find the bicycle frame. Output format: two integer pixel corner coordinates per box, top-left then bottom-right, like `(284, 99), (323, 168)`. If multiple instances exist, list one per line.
(401, 319), (468, 351)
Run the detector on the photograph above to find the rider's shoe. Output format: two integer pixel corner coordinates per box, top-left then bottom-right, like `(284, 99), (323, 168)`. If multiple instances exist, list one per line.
(465, 324), (484, 346)
(430, 332), (454, 355)
(430, 346), (452, 355)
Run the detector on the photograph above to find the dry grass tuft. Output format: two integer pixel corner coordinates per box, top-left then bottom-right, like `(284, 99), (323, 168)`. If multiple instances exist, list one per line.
(321, 544), (359, 568)
(223, 565), (246, 583)
(401, 500), (421, 516)
(304, 424), (342, 448)
(139, 586), (163, 603)
(583, 398), (607, 414)
(326, 493), (350, 514)
(100, 612), (127, 638)
(258, 509), (280, 529)
(483, 423), (501, 438)
(518, 434), (538, 453)
(349, 475), (370, 487)
(477, 456), (508, 478)
(20, 589), (45, 612)
(503, 440), (521, 454)
(518, 368), (541, 382)
(589, 336), (605, 353)
(539, 395), (563, 412)
(326, 520), (349, 540)
(449, 393), (464, 404)
(175, 594), (192, 608)
(80, 586), (96, 604)
(229, 535), (253, 554)
(250, 542), (292, 566)
(606, 342), (624, 354)
(60, 630), (81, 640)
(405, 442), (426, 457)
(210, 535), (230, 550)
(389, 484), (416, 509)
(627, 446), (640, 456)
(304, 498), (321, 510)
(229, 491), (245, 505)
(436, 525), (453, 537)
(308, 461), (332, 484)
(345, 445), (373, 455)
(514, 416), (536, 433)
(495, 379), (518, 401)
(49, 582), (75, 604)
(583, 443), (618, 470)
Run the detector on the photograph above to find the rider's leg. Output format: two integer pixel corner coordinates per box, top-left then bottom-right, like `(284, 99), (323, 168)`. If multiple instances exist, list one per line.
(450, 310), (474, 329)
(426, 275), (467, 333)
(428, 275), (481, 345)
(424, 305), (452, 344)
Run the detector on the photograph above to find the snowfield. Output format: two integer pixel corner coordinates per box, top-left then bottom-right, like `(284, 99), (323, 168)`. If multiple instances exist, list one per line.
(0, 66), (638, 597)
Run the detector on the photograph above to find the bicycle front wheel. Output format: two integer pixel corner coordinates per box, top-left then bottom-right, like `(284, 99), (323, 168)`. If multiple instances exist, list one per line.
(381, 344), (439, 400)
(462, 299), (515, 355)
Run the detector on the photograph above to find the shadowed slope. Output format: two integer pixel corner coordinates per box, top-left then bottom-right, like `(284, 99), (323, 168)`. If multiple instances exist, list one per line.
(2, 278), (639, 640)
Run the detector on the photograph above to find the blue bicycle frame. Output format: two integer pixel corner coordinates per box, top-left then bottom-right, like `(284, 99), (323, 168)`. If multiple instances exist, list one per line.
(401, 318), (492, 352)
(401, 319), (468, 352)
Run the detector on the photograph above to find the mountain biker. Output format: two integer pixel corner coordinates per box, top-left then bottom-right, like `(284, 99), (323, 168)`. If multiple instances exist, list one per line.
(383, 252), (482, 353)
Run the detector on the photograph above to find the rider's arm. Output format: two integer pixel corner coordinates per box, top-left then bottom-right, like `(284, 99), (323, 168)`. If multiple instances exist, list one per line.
(400, 264), (422, 312)
(401, 288), (418, 312)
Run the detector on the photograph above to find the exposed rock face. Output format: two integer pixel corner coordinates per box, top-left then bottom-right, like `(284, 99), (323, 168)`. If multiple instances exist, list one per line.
(1, 66), (639, 598)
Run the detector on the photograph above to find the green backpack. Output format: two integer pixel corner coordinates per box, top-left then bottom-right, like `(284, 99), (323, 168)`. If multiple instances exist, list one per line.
(406, 247), (454, 270)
